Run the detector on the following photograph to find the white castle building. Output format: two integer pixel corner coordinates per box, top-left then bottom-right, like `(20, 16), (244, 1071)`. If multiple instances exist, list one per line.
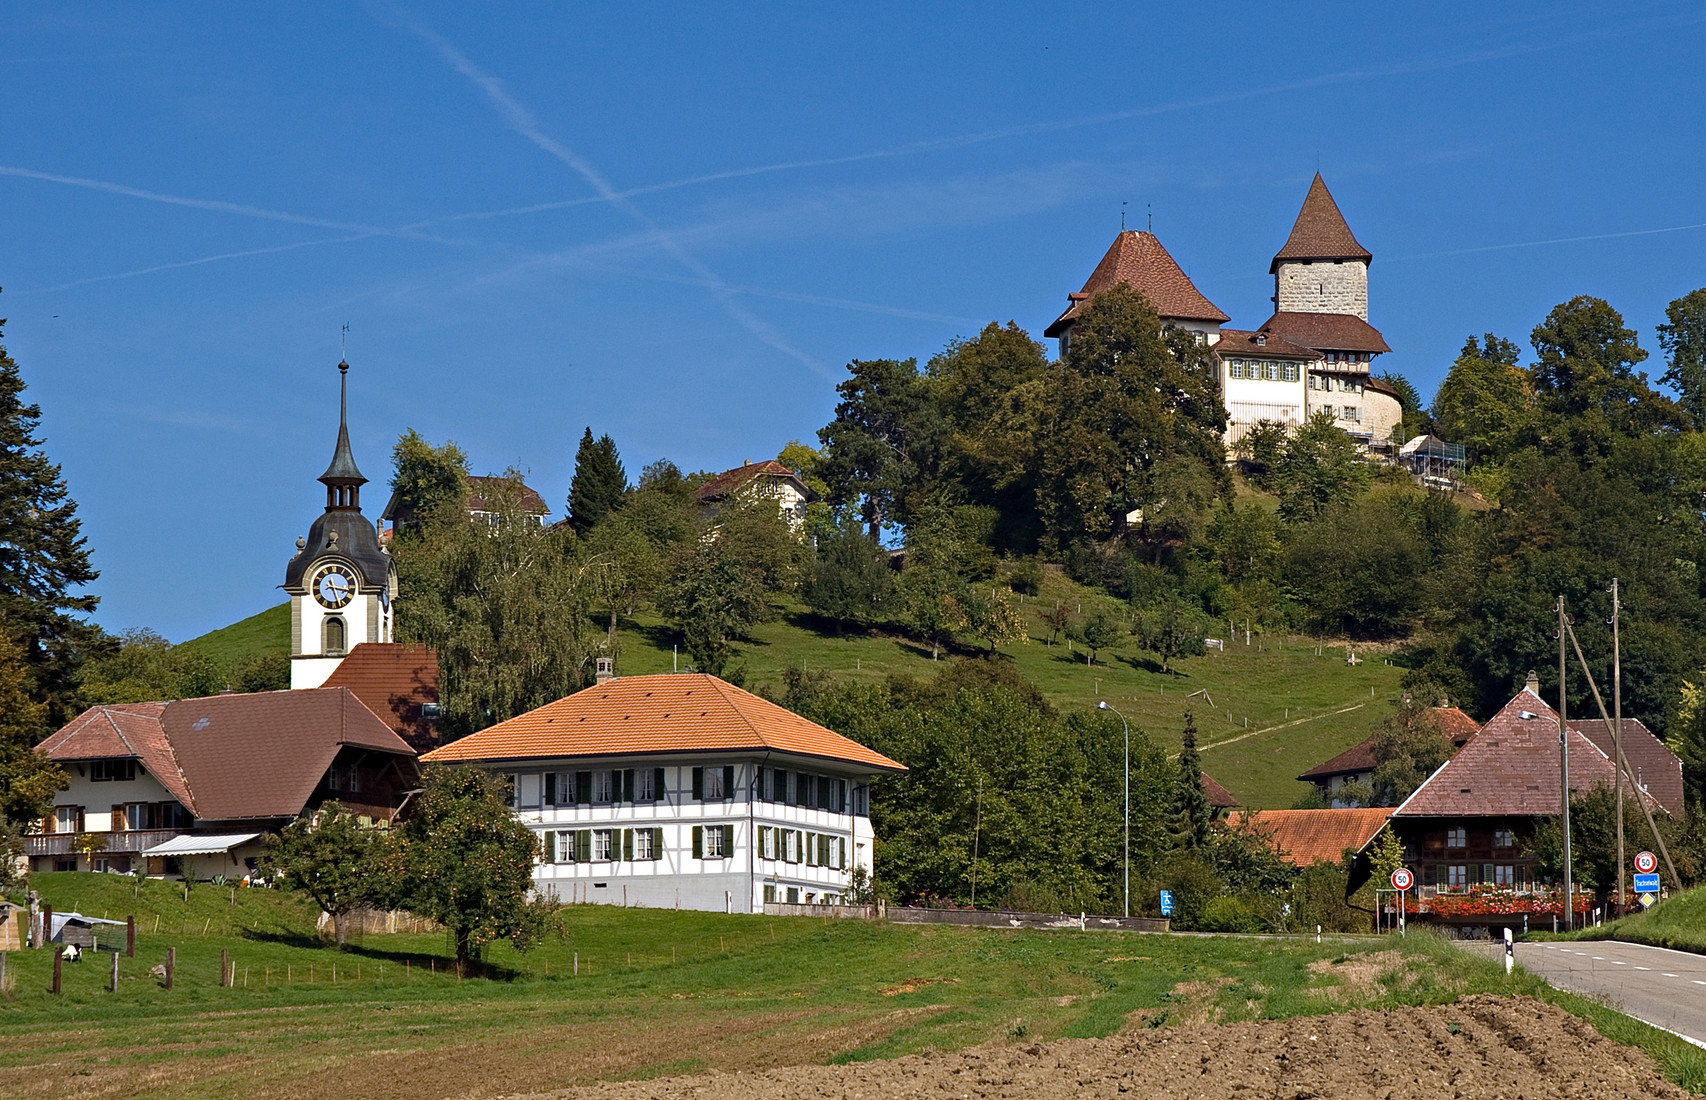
(1046, 174), (1403, 450)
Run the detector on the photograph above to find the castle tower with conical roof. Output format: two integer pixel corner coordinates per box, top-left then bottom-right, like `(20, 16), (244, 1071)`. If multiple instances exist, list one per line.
(284, 361), (397, 689)
(1270, 173), (1372, 320)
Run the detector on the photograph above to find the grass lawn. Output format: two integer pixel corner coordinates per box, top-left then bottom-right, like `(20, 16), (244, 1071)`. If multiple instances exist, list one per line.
(2, 873), (1702, 1098)
(1550, 884), (1706, 953)
(175, 569), (1402, 809)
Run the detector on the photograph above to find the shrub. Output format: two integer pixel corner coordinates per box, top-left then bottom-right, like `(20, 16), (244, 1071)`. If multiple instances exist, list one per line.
(1200, 895), (1265, 933)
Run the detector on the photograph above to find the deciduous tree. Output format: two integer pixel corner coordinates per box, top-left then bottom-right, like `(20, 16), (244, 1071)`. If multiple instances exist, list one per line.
(388, 429), (470, 535)
(1430, 334), (1532, 465)
(264, 801), (393, 948)
(398, 767), (541, 972)
(817, 358), (944, 539)
(1658, 288), (1706, 426)
(803, 517), (894, 633)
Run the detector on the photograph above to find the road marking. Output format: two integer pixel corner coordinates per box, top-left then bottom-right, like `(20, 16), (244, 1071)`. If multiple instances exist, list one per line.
(1635, 966), (1651, 971)
(1611, 960), (1626, 965)
(1693, 980), (1706, 986)
(1665, 973), (1680, 978)
(1593, 957), (1605, 961)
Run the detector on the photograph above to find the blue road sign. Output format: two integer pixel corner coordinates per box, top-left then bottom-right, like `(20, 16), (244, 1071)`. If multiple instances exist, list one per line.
(1633, 873), (1661, 893)
(1159, 890), (1175, 916)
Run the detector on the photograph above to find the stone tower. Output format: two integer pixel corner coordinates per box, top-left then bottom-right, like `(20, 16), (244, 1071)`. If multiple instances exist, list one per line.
(1270, 174), (1372, 320)
(283, 361), (397, 689)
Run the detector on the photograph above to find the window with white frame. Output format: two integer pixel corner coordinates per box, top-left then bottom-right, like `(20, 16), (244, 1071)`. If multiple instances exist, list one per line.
(784, 829), (800, 863)
(1493, 828), (1516, 848)
(1282, 363), (1298, 382)
(1446, 826), (1467, 849)
(1446, 864), (1468, 889)
(592, 828), (614, 860)
(703, 825), (726, 858)
(1229, 362), (1244, 379)
(555, 830), (575, 862)
(593, 770), (614, 804)
(53, 805), (82, 833)
(633, 828), (655, 860)
(124, 803), (148, 831)
(1493, 864), (1514, 886)
(758, 826), (775, 860)
(636, 768), (657, 801)
(1264, 362), (1279, 381)
(703, 767), (725, 800)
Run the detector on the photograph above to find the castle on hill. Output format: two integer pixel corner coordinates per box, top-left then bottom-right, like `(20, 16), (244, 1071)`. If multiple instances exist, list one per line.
(1045, 174), (1402, 451)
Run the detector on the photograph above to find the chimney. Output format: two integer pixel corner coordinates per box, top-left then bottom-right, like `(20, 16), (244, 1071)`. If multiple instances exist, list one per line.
(1524, 670), (1540, 695)
(595, 656), (614, 684)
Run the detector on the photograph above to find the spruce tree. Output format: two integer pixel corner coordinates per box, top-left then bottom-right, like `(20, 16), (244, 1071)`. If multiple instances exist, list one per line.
(567, 427), (628, 535)
(0, 318), (98, 728)
(1171, 714), (1211, 849)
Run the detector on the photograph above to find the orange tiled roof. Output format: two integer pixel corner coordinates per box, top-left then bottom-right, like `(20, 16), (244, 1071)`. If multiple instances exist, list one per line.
(1234, 808), (1392, 867)
(1045, 230), (1229, 337)
(1270, 173), (1372, 272)
(422, 673), (905, 773)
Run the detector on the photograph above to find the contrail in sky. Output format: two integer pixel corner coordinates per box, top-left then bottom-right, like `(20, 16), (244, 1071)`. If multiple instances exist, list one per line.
(1388, 221), (1706, 263)
(380, 4), (829, 378)
(32, 234), (382, 292)
(0, 165), (456, 245)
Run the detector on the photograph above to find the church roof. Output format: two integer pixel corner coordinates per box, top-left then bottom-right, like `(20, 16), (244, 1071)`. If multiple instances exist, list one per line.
(318, 362), (367, 487)
(1045, 230), (1229, 337)
(284, 510), (391, 591)
(1270, 174), (1372, 273)
(1259, 312), (1391, 355)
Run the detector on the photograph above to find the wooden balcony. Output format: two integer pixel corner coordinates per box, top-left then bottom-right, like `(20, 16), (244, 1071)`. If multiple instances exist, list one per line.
(23, 829), (184, 858)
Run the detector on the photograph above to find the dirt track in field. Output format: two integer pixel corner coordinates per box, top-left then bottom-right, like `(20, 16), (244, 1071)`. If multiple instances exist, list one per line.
(507, 995), (1685, 1100)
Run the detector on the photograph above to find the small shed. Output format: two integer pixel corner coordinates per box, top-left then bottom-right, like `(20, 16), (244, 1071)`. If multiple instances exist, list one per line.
(48, 911), (128, 950)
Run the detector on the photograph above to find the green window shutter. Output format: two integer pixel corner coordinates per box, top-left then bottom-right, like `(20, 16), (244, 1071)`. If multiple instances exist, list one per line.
(653, 768), (666, 802)
(838, 837), (847, 870)
(543, 830), (555, 863)
(723, 824), (733, 855)
(692, 825), (703, 859)
(576, 772), (592, 804)
(652, 826), (664, 860)
(692, 767), (703, 800)
(723, 765), (735, 800)
(622, 769), (635, 803)
(544, 772), (557, 806)
(576, 830), (591, 862)
(623, 828), (634, 861)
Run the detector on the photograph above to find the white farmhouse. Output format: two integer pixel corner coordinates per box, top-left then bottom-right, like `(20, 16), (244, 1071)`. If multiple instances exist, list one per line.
(694, 460), (818, 530)
(420, 672), (906, 912)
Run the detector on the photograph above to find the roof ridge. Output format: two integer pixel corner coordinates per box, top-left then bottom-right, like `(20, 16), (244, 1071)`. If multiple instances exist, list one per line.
(700, 675), (771, 749)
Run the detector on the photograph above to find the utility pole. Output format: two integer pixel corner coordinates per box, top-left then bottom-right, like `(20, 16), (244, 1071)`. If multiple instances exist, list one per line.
(1612, 579), (1625, 917)
(1558, 596), (1573, 931)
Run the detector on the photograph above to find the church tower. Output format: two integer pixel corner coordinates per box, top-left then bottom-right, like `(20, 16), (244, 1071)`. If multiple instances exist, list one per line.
(1270, 173), (1372, 320)
(284, 361), (396, 689)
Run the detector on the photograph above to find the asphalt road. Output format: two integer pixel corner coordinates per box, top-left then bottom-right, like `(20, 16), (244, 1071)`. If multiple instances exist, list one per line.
(1494, 939), (1706, 1047)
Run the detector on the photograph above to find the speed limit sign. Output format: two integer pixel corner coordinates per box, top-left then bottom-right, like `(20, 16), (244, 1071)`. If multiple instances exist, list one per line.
(1391, 868), (1414, 891)
(1635, 851), (1658, 874)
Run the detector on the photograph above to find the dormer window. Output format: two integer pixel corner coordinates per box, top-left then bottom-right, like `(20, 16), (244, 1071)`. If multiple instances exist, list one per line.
(1254, 334), (1267, 347)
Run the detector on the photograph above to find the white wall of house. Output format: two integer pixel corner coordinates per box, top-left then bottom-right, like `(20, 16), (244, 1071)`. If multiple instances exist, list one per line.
(1222, 354), (1310, 448)
(504, 756), (879, 913)
(43, 761), (181, 834)
(291, 581), (392, 689)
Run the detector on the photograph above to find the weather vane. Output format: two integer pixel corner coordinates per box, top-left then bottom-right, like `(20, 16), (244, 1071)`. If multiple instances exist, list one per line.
(1121, 201), (1127, 232)
(340, 323), (349, 362)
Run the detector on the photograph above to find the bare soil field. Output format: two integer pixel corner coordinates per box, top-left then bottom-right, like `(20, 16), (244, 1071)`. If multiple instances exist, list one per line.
(512, 995), (1684, 1100)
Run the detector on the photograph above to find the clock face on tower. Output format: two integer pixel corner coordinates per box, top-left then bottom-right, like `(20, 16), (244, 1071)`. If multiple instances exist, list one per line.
(312, 563), (357, 609)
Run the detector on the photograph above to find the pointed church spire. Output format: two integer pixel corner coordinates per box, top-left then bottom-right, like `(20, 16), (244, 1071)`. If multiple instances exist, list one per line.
(318, 360), (367, 510)
(1270, 173), (1372, 273)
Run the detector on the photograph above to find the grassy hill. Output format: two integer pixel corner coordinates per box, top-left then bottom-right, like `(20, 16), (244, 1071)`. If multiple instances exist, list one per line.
(1561, 884), (1706, 954)
(180, 569), (1401, 809)
(177, 601), (289, 667)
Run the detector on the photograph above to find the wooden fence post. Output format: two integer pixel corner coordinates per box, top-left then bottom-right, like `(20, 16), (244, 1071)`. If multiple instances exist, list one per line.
(0, 951), (7, 994)
(221, 949), (231, 988)
(52, 948), (61, 995)
(110, 950), (120, 992)
(165, 947), (175, 990)
(126, 915), (136, 957)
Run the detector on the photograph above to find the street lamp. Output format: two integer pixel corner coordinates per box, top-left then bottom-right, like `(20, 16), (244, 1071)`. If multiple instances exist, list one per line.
(1098, 701), (1129, 918)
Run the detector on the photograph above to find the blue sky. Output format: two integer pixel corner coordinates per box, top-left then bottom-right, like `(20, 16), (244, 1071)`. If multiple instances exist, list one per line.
(3, 3), (1703, 642)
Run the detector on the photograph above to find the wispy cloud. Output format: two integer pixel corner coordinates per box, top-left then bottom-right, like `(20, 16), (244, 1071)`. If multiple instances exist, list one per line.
(378, 4), (828, 378)
(0, 164), (461, 245)
(1387, 221), (1706, 263)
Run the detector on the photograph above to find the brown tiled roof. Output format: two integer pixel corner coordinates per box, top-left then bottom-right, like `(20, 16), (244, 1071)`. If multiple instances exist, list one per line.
(467, 476), (549, 516)
(1270, 174), (1372, 273)
(1233, 808), (1392, 867)
(1299, 707), (1479, 781)
(1392, 689), (1660, 819)
(1259, 312), (1391, 355)
(40, 688), (418, 822)
(1045, 231), (1229, 337)
(1213, 329), (1322, 361)
(422, 673), (905, 773)
(694, 461), (817, 504)
(39, 702), (193, 811)
(1573, 718), (1684, 816)
(1201, 772), (1239, 809)
(321, 643), (440, 753)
